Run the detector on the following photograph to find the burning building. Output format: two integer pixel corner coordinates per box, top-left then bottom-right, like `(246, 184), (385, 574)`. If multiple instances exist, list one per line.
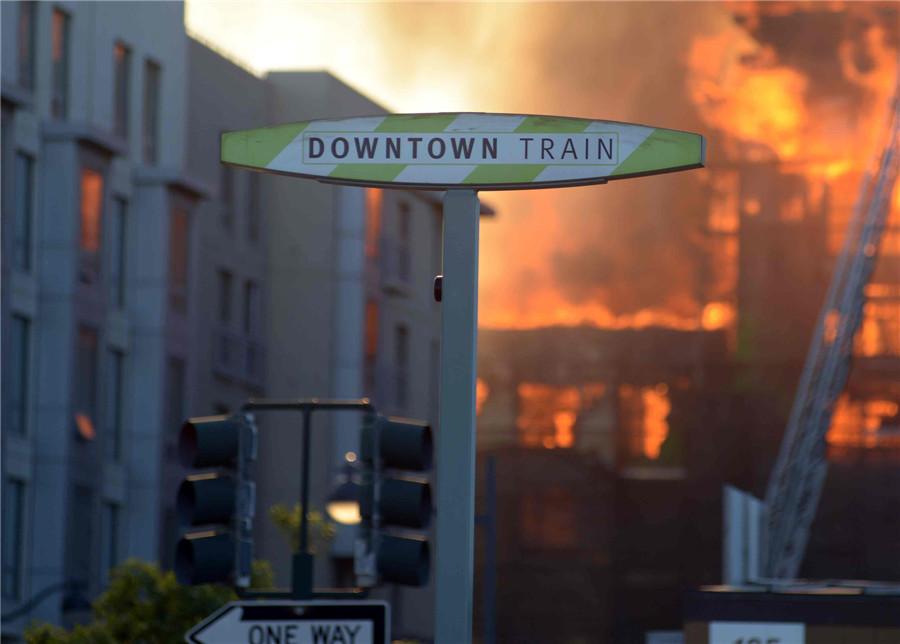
(471, 3), (900, 643)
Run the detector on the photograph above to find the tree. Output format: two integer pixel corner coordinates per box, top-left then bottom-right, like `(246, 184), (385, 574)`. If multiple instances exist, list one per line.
(24, 559), (274, 644)
(268, 503), (337, 554)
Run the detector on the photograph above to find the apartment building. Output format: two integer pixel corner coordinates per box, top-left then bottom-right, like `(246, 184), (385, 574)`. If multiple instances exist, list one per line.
(1, 1), (205, 637)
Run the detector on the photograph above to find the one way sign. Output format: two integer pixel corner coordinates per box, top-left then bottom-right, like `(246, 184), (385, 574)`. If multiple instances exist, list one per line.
(185, 601), (389, 644)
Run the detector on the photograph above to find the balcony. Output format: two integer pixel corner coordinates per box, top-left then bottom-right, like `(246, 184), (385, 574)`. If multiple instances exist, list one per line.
(212, 326), (266, 389)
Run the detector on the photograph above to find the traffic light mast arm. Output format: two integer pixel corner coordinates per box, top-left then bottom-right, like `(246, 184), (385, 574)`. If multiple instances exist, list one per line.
(235, 398), (375, 601)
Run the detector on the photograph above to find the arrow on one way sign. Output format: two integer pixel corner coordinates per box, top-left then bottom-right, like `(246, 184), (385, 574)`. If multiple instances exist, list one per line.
(185, 601), (389, 644)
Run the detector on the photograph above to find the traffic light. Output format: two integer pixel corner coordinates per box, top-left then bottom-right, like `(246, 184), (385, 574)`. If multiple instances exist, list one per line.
(174, 414), (257, 587)
(357, 415), (433, 587)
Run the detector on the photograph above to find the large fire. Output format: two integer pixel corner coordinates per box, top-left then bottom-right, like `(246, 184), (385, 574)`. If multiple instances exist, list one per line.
(189, 3), (899, 463)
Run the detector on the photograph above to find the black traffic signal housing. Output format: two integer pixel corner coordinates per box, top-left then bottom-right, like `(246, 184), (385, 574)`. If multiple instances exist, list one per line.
(175, 414), (257, 587)
(357, 415), (433, 587)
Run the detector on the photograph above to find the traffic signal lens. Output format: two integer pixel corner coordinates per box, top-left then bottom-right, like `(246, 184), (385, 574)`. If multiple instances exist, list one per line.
(378, 418), (432, 471)
(175, 531), (234, 585)
(377, 535), (429, 587)
(178, 415), (240, 468)
(176, 474), (236, 527)
(380, 478), (432, 529)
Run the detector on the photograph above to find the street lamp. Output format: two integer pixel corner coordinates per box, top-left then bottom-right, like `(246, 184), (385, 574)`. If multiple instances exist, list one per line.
(327, 452), (361, 525)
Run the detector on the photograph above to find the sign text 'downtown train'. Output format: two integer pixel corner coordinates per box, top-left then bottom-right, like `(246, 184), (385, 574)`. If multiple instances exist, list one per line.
(303, 132), (618, 165)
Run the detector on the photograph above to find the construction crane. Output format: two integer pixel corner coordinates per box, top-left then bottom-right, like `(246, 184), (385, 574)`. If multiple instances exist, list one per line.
(762, 81), (900, 580)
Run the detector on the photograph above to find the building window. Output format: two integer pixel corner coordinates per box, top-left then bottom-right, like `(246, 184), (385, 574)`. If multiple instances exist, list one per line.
(217, 269), (233, 324)
(5, 316), (31, 437)
(169, 207), (189, 314)
(105, 350), (124, 462)
(221, 164), (234, 232)
(68, 486), (94, 584)
(364, 300), (379, 395)
(247, 172), (260, 243)
(109, 198), (127, 308)
(166, 357), (186, 436)
(18, 1), (36, 91)
(1, 479), (25, 599)
(365, 188), (382, 259)
(243, 280), (261, 337)
(14, 152), (34, 272)
(398, 202), (411, 283)
(80, 167), (104, 285)
(98, 503), (119, 587)
(75, 327), (99, 441)
(395, 324), (409, 411)
(142, 60), (160, 164)
(113, 43), (131, 140)
(51, 9), (69, 119)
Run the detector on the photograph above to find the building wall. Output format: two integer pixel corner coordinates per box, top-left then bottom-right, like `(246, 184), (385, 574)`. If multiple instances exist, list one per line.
(1, 2), (202, 638)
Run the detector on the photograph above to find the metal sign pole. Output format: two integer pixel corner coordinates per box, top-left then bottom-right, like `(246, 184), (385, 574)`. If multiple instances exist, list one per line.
(434, 189), (480, 644)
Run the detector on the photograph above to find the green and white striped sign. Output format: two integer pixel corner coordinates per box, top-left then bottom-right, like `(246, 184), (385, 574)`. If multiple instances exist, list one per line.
(221, 113), (705, 190)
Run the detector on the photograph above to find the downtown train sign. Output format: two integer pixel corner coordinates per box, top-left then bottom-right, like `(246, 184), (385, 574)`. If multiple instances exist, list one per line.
(221, 113), (705, 190)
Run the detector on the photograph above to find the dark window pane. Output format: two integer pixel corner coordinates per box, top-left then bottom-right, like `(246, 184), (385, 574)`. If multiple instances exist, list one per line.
(105, 350), (124, 462)
(243, 281), (260, 336)
(14, 152), (33, 271)
(221, 164), (234, 231)
(68, 486), (94, 582)
(247, 173), (260, 242)
(109, 199), (127, 307)
(395, 325), (408, 410)
(218, 269), (232, 323)
(99, 503), (119, 587)
(1, 479), (25, 599)
(51, 9), (69, 119)
(5, 316), (31, 436)
(142, 61), (160, 164)
(113, 43), (130, 139)
(398, 203), (411, 283)
(169, 208), (189, 313)
(18, 2), (36, 90)
(166, 357), (186, 435)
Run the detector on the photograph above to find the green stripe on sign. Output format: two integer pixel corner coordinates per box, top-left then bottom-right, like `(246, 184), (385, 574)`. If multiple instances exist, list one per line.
(463, 164), (547, 185)
(515, 116), (591, 134)
(329, 164), (407, 182)
(375, 114), (460, 133)
(611, 129), (704, 176)
(222, 123), (308, 169)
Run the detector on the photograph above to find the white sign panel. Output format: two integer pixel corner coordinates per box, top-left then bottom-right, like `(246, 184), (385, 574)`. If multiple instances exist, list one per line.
(185, 601), (389, 644)
(709, 621), (805, 644)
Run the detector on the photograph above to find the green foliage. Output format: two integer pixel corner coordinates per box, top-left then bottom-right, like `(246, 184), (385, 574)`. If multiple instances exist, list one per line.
(268, 503), (337, 554)
(24, 558), (274, 644)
